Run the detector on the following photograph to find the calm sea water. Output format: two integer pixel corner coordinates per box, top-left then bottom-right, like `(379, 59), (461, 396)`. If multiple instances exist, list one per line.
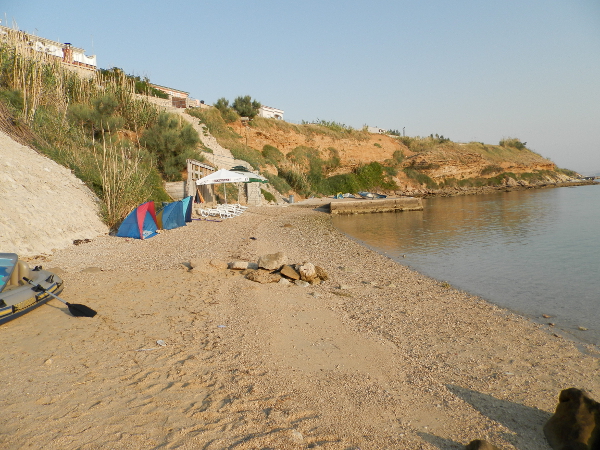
(332, 184), (600, 347)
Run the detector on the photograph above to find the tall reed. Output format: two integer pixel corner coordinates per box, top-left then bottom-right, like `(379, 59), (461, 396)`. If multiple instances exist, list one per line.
(95, 131), (153, 229)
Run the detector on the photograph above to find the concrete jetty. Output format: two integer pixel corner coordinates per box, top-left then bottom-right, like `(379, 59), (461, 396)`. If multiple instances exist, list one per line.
(329, 197), (423, 214)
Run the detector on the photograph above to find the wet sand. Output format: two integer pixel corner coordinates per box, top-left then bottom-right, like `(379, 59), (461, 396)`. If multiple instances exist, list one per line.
(1, 205), (598, 449)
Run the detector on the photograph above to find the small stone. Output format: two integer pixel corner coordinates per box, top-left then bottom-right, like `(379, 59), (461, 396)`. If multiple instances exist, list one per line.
(246, 270), (281, 284)
(228, 261), (258, 270)
(291, 429), (303, 443)
(229, 261), (247, 270)
(278, 278), (291, 285)
(578, 326), (588, 331)
(314, 265), (329, 281)
(339, 284), (353, 290)
(542, 314), (552, 318)
(280, 265), (300, 280)
(44, 359), (52, 365)
(283, 223), (293, 228)
(294, 280), (310, 287)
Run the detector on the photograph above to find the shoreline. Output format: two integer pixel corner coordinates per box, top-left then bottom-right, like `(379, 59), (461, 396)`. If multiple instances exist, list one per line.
(2, 205), (599, 449)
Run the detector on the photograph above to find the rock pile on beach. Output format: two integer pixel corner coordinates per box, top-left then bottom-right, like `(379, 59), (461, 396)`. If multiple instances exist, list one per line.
(228, 251), (329, 286)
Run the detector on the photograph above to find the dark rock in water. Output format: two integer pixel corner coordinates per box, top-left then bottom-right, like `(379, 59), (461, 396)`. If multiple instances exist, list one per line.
(465, 440), (501, 450)
(280, 265), (300, 280)
(258, 252), (287, 271)
(544, 387), (600, 450)
(246, 269), (281, 284)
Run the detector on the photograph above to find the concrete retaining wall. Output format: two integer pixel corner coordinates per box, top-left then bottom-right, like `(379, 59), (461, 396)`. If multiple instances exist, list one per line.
(329, 197), (423, 214)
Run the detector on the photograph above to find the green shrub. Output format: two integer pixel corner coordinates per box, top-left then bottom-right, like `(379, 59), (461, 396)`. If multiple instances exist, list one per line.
(0, 89), (24, 111)
(261, 189), (276, 203)
(229, 143), (266, 169)
(140, 112), (201, 181)
(403, 167), (438, 189)
(68, 94), (125, 137)
(318, 173), (361, 195)
(392, 150), (405, 164)
(187, 107), (240, 140)
(262, 144), (284, 166)
(499, 137), (527, 150)
(279, 166), (311, 195)
(262, 172), (291, 194)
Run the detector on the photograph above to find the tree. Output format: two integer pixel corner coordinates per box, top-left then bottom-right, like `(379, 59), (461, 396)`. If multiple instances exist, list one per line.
(232, 95), (261, 119)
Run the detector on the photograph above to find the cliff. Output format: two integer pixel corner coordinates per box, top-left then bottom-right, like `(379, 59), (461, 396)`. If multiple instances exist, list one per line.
(219, 117), (580, 197)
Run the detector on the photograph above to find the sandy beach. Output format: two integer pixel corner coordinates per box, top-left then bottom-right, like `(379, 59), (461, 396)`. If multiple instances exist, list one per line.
(1, 204), (599, 449)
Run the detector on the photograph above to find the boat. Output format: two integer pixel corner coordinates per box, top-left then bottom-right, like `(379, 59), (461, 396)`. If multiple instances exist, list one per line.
(0, 253), (64, 325)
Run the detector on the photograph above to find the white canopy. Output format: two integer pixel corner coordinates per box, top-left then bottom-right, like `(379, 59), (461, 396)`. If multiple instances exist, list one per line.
(196, 168), (249, 185)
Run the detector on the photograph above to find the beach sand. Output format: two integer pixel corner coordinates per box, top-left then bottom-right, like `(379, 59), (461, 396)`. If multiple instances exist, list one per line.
(1, 205), (598, 449)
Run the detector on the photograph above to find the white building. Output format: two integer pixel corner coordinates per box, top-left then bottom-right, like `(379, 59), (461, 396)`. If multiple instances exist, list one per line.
(258, 105), (284, 120)
(367, 126), (386, 134)
(0, 25), (97, 78)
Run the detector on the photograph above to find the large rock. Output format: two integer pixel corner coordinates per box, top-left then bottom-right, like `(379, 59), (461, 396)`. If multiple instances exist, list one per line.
(544, 388), (600, 450)
(258, 252), (287, 271)
(246, 269), (281, 284)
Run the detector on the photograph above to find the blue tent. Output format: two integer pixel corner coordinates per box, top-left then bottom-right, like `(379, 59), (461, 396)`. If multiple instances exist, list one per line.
(157, 201), (185, 230)
(116, 202), (158, 239)
(181, 196), (193, 223)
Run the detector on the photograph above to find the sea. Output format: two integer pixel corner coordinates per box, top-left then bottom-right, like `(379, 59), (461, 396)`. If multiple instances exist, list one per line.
(332, 184), (600, 348)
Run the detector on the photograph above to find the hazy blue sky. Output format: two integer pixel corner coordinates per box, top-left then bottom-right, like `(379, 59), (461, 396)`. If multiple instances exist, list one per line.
(4, 1), (600, 173)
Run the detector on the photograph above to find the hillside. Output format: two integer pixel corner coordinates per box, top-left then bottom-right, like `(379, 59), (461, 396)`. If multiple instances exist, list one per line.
(191, 111), (579, 198)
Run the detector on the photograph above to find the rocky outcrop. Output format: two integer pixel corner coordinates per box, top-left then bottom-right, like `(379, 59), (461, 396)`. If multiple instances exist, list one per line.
(544, 388), (600, 450)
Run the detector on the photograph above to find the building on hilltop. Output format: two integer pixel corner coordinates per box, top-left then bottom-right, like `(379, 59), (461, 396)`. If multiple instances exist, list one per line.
(0, 25), (97, 79)
(258, 105), (284, 120)
(367, 126), (386, 134)
(148, 83), (206, 109)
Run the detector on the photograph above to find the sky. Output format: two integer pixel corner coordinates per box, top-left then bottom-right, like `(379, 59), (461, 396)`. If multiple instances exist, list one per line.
(3, 0), (600, 173)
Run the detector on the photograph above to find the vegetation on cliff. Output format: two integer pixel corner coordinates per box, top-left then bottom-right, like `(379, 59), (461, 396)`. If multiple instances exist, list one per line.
(0, 30), (205, 227)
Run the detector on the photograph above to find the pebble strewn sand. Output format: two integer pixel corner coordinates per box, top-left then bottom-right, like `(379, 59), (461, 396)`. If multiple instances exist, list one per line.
(2, 205), (599, 449)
